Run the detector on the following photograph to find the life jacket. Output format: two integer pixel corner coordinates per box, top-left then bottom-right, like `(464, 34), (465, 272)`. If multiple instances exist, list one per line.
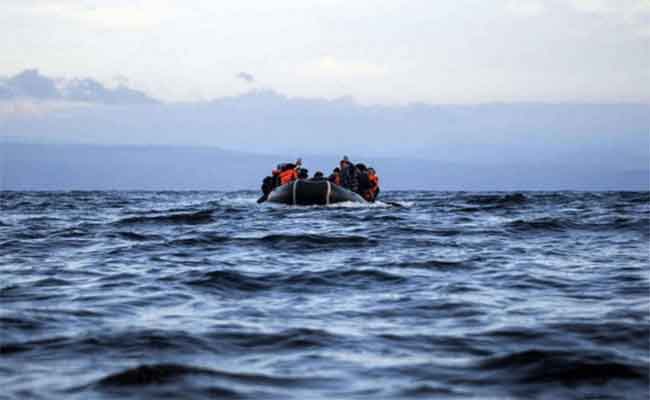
(369, 174), (379, 192)
(279, 168), (298, 185)
(366, 173), (379, 201)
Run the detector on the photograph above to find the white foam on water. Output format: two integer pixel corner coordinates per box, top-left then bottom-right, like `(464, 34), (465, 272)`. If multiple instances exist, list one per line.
(217, 194), (260, 207)
(257, 200), (413, 209)
(375, 200), (414, 208)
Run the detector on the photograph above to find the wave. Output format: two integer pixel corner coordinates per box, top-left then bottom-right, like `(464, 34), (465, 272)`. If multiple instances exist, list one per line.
(92, 362), (326, 388)
(0, 239), (21, 250)
(397, 384), (460, 397)
(4, 190), (649, 399)
(207, 327), (339, 352)
(465, 193), (528, 206)
(365, 214), (405, 221)
(187, 270), (270, 292)
(547, 321), (650, 351)
(507, 216), (650, 234)
(110, 231), (164, 241)
(0, 342), (30, 355)
(92, 364), (231, 388)
(610, 217), (650, 234)
(0, 315), (45, 333)
(121, 206), (207, 215)
(390, 259), (471, 270)
(31, 277), (72, 287)
(479, 349), (648, 385)
(1, 329), (209, 358)
(506, 217), (570, 232)
(257, 233), (371, 246)
(617, 192), (650, 204)
(114, 209), (215, 225)
(3, 326), (340, 360)
(285, 268), (405, 287)
(187, 268), (405, 293)
(51, 227), (91, 238)
(169, 233), (375, 249)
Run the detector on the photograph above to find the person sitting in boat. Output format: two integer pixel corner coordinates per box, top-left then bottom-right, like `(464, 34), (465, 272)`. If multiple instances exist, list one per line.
(367, 167), (380, 202)
(271, 167), (282, 187)
(356, 163), (373, 199)
(311, 171), (326, 181)
(261, 175), (276, 196)
(298, 168), (309, 179)
(257, 166), (284, 203)
(340, 156), (359, 193)
(328, 167), (341, 185)
(278, 158), (302, 185)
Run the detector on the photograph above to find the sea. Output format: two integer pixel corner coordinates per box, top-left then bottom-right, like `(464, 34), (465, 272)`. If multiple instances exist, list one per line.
(1, 191), (648, 399)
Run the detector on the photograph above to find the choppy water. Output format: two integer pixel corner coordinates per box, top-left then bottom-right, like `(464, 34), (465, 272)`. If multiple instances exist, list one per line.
(1, 191), (648, 399)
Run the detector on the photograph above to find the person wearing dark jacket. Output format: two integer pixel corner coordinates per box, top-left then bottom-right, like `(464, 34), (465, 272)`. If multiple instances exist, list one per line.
(258, 158), (301, 203)
(258, 173), (279, 203)
(339, 156), (359, 193)
(356, 163), (372, 197)
(328, 167), (341, 185)
(311, 171), (326, 181)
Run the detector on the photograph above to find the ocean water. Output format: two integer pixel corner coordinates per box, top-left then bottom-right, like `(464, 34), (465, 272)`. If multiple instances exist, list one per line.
(1, 191), (648, 399)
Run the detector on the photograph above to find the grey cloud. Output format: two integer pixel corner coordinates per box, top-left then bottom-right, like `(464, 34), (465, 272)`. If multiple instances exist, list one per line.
(6, 69), (61, 99)
(61, 78), (157, 104)
(236, 72), (255, 83)
(113, 74), (130, 86)
(0, 69), (157, 104)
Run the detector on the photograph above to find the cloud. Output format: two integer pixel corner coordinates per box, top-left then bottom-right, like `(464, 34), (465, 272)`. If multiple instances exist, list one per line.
(113, 74), (130, 87)
(5, 69), (60, 99)
(566, 0), (615, 14)
(236, 72), (255, 83)
(505, 0), (545, 17)
(8, 1), (178, 31)
(299, 56), (387, 80)
(565, 0), (650, 36)
(563, 0), (650, 19)
(0, 69), (157, 105)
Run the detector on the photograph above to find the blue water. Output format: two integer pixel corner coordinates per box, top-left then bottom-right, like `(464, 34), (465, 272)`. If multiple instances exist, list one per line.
(1, 191), (648, 399)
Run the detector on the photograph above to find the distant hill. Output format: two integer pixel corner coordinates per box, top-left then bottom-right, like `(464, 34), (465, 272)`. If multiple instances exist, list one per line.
(1, 142), (647, 191)
(1, 70), (648, 190)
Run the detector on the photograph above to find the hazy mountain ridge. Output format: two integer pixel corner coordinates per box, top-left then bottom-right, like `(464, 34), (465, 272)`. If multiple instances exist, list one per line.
(1, 69), (648, 190)
(4, 93), (647, 166)
(2, 142), (647, 191)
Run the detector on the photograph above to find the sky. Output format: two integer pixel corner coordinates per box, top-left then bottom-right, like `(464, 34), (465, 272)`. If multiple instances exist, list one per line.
(2, 0), (649, 105)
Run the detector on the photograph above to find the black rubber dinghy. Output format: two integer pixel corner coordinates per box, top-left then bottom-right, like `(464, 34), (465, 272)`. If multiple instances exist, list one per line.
(266, 180), (367, 205)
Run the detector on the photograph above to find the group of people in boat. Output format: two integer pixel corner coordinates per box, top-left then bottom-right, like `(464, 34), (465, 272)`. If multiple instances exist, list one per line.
(259, 155), (380, 203)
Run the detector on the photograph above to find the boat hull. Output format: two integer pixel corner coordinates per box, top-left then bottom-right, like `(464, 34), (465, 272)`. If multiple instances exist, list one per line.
(266, 180), (366, 205)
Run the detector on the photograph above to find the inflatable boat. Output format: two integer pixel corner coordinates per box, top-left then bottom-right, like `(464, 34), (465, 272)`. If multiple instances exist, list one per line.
(266, 179), (366, 205)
